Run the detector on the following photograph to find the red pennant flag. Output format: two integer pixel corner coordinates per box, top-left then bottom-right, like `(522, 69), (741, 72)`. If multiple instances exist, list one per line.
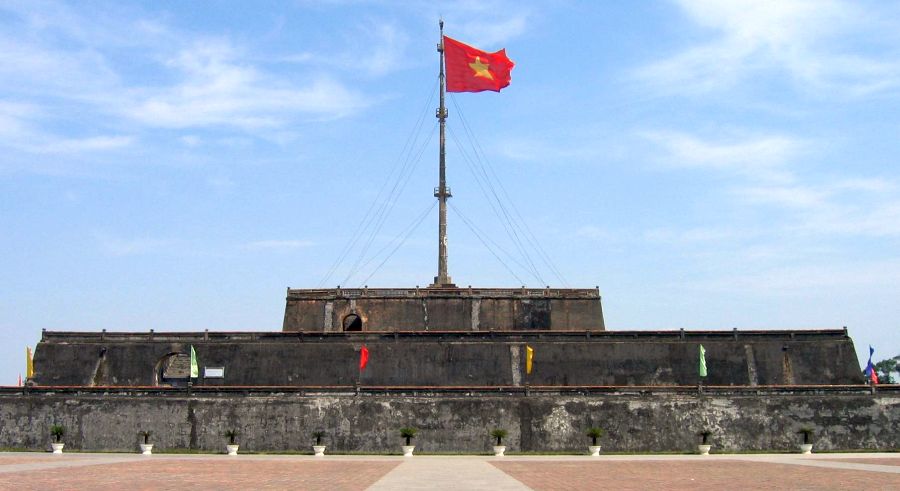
(359, 345), (369, 371)
(444, 36), (514, 93)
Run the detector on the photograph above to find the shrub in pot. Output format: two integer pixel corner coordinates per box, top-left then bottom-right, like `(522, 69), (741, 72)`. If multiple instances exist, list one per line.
(399, 427), (418, 457)
(797, 427), (814, 454)
(50, 424), (65, 454)
(585, 427), (604, 457)
(139, 430), (153, 455)
(224, 429), (240, 456)
(697, 430), (712, 455)
(312, 430), (327, 457)
(490, 429), (508, 456)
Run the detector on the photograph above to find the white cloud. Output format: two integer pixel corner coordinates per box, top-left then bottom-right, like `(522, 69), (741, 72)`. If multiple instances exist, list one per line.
(637, 0), (900, 96)
(124, 40), (369, 129)
(641, 130), (802, 182)
(645, 129), (900, 238)
(0, 101), (133, 156)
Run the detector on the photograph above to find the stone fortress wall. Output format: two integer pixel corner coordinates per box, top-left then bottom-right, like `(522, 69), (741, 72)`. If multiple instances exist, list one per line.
(282, 287), (605, 332)
(0, 386), (896, 453)
(31, 329), (861, 387)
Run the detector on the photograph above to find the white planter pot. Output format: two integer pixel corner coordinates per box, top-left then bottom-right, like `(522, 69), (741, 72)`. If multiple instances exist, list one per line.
(698, 444), (711, 456)
(493, 445), (506, 457)
(51, 443), (64, 454)
(313, 445), (326, 457)
(799, 443), (813, 454)
(140, 443), (153, 455)
(589, 445), (601, 457)
(226, 444), (240, 455)
(402, 445), (415, 457)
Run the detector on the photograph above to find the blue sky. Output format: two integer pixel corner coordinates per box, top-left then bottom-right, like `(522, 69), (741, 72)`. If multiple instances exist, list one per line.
(2, 0), (899, 384)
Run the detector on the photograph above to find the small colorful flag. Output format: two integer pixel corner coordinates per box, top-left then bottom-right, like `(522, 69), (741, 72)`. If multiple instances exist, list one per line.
(359, 345), (369, 372)
(26, 347), (33, 379)
(190, 346), (199, 378)
(525, 345), (534, 375)
(17, 373), (22, 387)
(864, 345), (879, 384)
(699, 345), (707, 378)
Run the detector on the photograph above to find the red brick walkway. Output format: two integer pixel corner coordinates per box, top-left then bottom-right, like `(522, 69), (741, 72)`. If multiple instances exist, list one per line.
(1, 453), (897, 490)
(491, 459), (900, 491)
(0, 457), (400, 491)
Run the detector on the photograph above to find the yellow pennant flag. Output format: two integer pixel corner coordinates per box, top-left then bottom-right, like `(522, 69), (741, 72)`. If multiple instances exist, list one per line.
(525, 345), (534, 375)
(190, 346), (199, 378)
(26, 347), (34, 379)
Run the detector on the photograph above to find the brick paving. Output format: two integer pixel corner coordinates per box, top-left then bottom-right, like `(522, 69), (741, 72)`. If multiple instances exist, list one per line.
(0, 453), (898, 490)
(491, 459), (900, 491)
(0, 456), (400, 491)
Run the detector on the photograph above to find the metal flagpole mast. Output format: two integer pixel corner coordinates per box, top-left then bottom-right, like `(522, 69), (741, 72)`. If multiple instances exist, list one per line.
(432, 19), (453, 287)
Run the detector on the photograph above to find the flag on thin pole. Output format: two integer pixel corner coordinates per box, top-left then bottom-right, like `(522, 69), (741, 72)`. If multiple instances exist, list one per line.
(359, 345), (369, 372)
(26, 347), (33, 379)
(525, 345), (534, 375)
(864, 345), (879, 384)
(699, 345), (708, 378)
(189, 346), (199, 378)
(443, 36), (515, 93)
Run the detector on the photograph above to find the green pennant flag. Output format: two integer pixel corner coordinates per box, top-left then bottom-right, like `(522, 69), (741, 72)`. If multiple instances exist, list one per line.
(698, 344), (707, 378)
(190, 345), (199, 378)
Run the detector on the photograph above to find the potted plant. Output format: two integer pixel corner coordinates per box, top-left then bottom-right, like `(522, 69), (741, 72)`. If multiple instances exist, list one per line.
(697, 430), (712, 456)
(312, 430), (326, 457)
(399, 427), (418, 457)
(797, 427), (814, 454)
(224, 429), (240, 455)
(490, 428), (508, 456)
(50, 424), (65, 454)
(585, 427), (603, 457)
(139, 430), (153, 455)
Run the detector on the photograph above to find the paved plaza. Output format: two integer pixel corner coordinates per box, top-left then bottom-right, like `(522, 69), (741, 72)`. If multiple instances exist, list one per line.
(0, 452), (896, 490)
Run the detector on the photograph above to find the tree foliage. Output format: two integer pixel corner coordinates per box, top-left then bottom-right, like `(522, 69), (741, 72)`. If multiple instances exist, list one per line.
(873, 358), (899, 384)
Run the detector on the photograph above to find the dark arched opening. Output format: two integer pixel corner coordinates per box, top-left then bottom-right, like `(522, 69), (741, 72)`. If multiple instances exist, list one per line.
(343, 314), (363, 331)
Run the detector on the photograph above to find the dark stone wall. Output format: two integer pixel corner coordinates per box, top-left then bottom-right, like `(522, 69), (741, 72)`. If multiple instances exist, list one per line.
(31, 330), (863, 387)
(1, 388), (896, 453)
(282, 288), (606, 332)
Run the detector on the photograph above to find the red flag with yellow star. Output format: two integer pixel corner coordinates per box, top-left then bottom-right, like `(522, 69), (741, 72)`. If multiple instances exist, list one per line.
(443, 36), (514, 93)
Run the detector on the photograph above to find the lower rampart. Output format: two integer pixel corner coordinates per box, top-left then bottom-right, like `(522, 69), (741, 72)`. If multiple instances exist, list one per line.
(1, 386), (896, 453)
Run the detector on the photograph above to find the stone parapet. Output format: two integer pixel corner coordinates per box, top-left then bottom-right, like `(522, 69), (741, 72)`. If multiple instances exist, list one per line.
(1, 387), (896, 453)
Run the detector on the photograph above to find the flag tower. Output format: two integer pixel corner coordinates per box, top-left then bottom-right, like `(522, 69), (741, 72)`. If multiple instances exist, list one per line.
(432, 19), (454, 287)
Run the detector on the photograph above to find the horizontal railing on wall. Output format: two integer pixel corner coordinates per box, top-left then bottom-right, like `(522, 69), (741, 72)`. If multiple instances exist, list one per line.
(40, 328), (852, 343)
(3, 384), (896, 397)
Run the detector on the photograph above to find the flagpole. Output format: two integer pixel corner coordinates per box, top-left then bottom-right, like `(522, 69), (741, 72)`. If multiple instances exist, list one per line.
(432, 19), (453, 287)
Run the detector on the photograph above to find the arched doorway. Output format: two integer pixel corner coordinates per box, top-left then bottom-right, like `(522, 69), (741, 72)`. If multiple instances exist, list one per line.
(343, 313), (363, 331)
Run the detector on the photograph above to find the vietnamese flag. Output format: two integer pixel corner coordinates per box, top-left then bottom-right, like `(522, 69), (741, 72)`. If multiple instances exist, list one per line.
(359, 345), (369, 371)
(444, 36), (514, 93)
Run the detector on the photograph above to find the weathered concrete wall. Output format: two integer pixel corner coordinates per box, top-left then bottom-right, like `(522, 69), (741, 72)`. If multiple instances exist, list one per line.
(282, 287), (605, 332)
(1, 388), (897, 453)
(31, 330), (863, 387)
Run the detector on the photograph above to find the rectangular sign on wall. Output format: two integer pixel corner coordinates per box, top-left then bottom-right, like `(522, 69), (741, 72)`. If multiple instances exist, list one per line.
(204, 367), (225, 378)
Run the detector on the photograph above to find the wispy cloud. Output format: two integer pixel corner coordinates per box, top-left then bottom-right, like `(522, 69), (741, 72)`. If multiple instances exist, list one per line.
(645, 128), (900, 238)
(124, 40), (368, 129)
(636, 0), (900, 97)
(640, 130), (802, 182)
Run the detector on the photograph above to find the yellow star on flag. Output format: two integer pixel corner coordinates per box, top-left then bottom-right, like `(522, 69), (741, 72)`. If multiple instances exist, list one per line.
(468, 56), (494, 79)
